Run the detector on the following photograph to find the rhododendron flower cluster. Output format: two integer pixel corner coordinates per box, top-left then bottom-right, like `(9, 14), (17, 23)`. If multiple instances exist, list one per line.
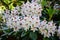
(21, 1), (42, 17)
(6, 16), (21, 31)
(20, 16), (40, 32)
(3, 6), (21, 31)
(39, 20), (56, 37)
(3, 1), (57, 38)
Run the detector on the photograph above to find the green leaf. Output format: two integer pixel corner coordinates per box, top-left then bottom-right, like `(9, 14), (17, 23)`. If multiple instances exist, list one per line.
(29, 32), (37, 40)
(3, 0), (12, 4)
(49, 36), (59, 40)
(9, 3), (15, 10)
(43, 37), (49, 40)
(46, 7), (56, 20)
(1, 33), (8, 37)
(41, 0), (47, 7)
(21, 31), (28, 37)
(8, 31), (14, 35)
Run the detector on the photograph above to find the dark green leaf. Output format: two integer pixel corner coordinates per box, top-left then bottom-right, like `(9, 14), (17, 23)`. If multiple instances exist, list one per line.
(29, 32), (37, 40)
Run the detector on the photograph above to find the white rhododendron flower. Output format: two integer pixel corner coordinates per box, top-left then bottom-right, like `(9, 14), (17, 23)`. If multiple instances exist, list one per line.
(3, 9), (11, 19)
(11, 6), (20, 16)
(3, 6), (21, 21)
(21, 1), (42, 17)
(32, 0), (42, 3)
(3, 6), (21, 31)
(20, 16), (40, 31)
(6, 16), (22, 31)
(3, 6), (20, 18)
(57, 26), (60, 37)
(39, 20), (56, 37)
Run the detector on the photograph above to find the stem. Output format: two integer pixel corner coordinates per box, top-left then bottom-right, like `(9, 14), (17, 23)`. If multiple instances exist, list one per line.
(49, 15), (52, 21)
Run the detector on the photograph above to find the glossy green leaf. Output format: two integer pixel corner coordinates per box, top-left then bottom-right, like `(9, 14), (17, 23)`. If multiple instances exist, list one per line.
(46, 7), (56, 20)
(29, 32), (37, 40)
(41, 0), (47, 7)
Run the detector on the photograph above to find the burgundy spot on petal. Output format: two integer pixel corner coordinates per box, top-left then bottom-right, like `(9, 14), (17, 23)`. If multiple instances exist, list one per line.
(29, 6), (31, 8)
(36, 22), (38, 24)
(34, 8), (36, 10)
(39, 8), (41, 10)
(32, 18), (34, 19)
(20, 23), (22, 25)
(15, 27), (17, 29)
(14, 17), (16, 19)
(15, 21), (17, 23)
(38, 12), (40, 14)
(34, 5), (36, 6)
